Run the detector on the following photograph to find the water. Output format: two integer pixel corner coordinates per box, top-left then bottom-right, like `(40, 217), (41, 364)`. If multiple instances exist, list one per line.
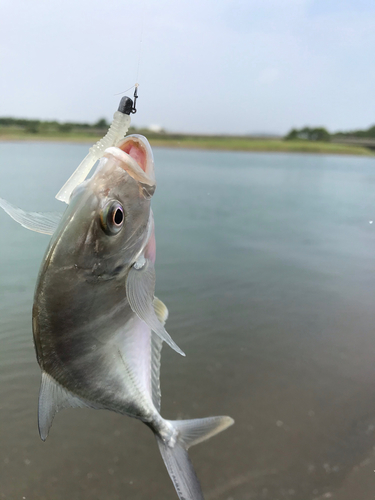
(1, 142), (375, 499)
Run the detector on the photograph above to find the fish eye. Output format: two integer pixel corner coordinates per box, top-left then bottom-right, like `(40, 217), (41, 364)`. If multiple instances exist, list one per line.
(100, 201), (124, 235)
(113, 206), (124, 225)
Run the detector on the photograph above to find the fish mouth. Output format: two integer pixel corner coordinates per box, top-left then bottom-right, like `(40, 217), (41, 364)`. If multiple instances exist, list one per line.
(103, 135), (155, 186)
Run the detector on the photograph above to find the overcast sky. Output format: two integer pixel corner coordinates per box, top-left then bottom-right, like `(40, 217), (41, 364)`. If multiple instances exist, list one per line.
(1, 0), (375, 134)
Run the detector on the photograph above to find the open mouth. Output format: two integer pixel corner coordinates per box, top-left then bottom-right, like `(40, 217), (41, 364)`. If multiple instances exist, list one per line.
(103, 135), (155, 186)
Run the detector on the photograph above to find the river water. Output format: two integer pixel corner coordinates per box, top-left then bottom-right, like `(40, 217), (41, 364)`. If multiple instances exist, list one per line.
(1, 142), (375, 499)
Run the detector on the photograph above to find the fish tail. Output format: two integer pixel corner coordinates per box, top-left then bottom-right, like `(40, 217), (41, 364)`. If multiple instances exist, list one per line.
(156, 415), (234, 500)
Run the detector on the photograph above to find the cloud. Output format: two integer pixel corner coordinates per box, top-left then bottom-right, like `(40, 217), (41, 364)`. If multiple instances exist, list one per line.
(1, 0), (375, 134)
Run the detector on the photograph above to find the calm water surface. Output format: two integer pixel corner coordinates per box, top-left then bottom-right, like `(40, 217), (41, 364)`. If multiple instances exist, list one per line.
(1, 142), (375, 499)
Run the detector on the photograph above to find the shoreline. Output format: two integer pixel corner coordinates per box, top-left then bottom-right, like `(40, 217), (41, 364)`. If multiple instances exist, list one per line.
(0, 134), (373, 157)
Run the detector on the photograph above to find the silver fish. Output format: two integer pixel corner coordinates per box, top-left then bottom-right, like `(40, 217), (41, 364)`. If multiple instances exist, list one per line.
(0, 134), (234, 500)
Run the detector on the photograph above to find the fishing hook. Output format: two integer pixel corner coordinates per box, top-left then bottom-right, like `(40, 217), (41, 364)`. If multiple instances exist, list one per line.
(131, 84), (139, 114)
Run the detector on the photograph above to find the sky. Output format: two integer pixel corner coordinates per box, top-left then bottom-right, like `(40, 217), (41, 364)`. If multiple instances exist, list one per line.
(1, 0), (375, 135)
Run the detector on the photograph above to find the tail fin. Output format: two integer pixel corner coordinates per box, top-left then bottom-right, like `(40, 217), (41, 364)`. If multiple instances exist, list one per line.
(157, 416), (234, 500)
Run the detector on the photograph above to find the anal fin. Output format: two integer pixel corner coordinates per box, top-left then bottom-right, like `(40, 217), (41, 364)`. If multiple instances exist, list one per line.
(150, 332), (163, 412)
(38, 372), (93, 441)
(150, 297), (167, 412)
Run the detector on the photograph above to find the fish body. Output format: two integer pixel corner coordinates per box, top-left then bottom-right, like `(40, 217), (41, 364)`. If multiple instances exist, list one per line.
(33, 147), (155, 419)
(1, 134), (234, 500)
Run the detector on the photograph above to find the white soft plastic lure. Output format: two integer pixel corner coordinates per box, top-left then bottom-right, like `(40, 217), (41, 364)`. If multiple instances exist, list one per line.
(56, 96), (133, 203)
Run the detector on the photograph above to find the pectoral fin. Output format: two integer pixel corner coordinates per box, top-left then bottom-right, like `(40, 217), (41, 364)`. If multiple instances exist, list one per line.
(0, 198), (62, 235)
(126, 259), (185, 356)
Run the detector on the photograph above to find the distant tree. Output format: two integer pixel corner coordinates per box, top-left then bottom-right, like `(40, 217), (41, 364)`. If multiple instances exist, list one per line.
(285, 128), (299, 140)
(309, 127), (330, 141)
(94, 118), (109, 129)
(74, 122), (91, 129)
(285, 127), (330, 142)
(58, 123), (73, 133)
(333, 124), (375, 139)
(0, 117), (15, 126)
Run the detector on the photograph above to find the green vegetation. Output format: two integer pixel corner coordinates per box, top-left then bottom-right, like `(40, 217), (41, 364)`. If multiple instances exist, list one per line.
(147, 137), (373, 156)
(285, 127), (330, 142)
(284, 125), (375, 155)
(0, 117), (374, 156)
(0, 116), (110, 141)
(335, 124), (375, 139)
(284, 124), (375, 141)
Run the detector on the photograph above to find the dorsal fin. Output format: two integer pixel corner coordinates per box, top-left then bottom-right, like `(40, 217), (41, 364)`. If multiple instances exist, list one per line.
(38, 372), (92, 441)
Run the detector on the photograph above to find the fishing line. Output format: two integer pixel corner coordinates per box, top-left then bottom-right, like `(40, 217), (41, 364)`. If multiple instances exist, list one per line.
(114, 84), (137, 96)
(135, 6), (144, 84)
(114, 2), (144, 97)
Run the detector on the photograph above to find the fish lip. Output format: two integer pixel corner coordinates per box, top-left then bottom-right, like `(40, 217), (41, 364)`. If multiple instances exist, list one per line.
(104, 134), (155, 187)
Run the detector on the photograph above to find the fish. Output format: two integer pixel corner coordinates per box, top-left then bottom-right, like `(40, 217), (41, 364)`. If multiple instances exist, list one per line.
(0, 134), (234, 500)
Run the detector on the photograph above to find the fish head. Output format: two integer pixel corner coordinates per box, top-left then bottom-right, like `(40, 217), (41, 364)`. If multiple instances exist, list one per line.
(48, 135), (156, 278)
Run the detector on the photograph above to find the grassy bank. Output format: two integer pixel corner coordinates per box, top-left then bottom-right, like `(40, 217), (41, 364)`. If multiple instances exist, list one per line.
(148, 137), (374, 156)
(0, 128), (103, 144)
(0, 128), (373, 156)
